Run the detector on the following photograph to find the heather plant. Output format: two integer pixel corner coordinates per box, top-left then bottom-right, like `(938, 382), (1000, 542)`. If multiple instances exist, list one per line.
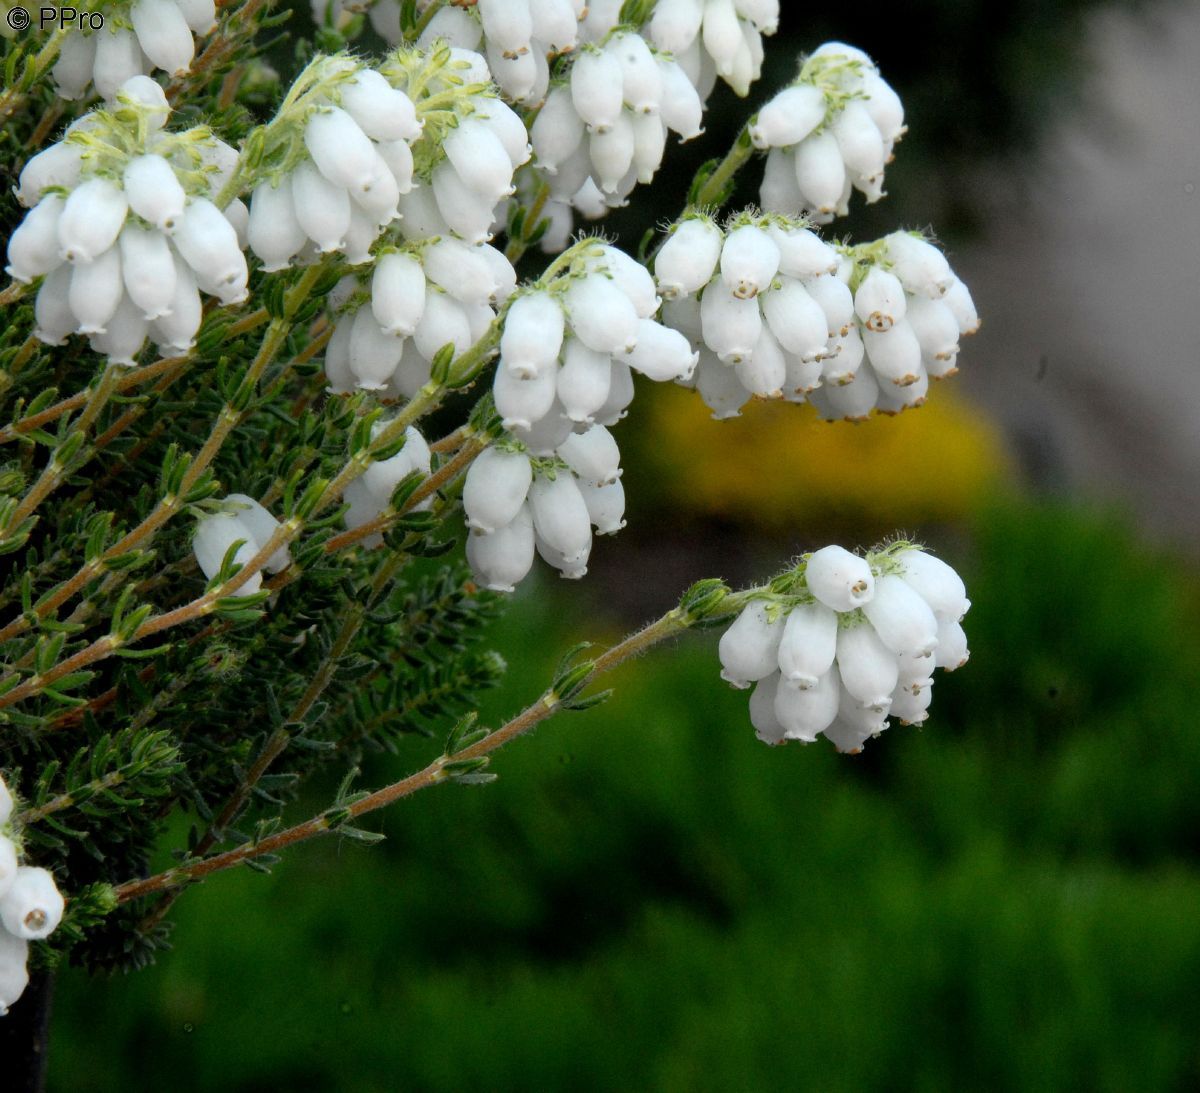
(0, 0), (977, 1073)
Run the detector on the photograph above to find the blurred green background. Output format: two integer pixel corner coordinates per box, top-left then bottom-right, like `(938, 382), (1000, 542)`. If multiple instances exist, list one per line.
(41, 0), (1200, 1088)
(45, 501), (1200, 1091)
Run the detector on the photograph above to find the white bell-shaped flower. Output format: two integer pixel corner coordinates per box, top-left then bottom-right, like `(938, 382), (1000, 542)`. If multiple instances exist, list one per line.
(467, 505), (536, 592)
(444, 118), (516, 202)
(897, 549), (970, 621)
(17, 142), (84, 208)
(0, 866), (65, 941)
(192, 511), (261, 596)
(93, 28), (146, 101)
(557, 425), (621, 487)
(749, 83), (825, 149)
(129, 0), (195, 76)
(340, 69), (421, 142)
(749, 672), (787, 745)
(571, 48), (625, 133)
(700, 282), (761, 363)
(657, 57), (705, 139)
(463, 447), (534, 533)
(0, 775), (13, 825)
(4, 193), (65, 283)
(349, 307), (404, 390)
(805, 545), (874, 612)
(304, 106), (378, 192)
(69, 245), (124, 334)
(625, 319), (698, 382)
(854, 267), (907, 332)
(774, 664), (840, 742)
(501, 291), (565, 379)
(564, 274), (639, 355)
(862, 574), (940, 657)
(556, 338), (613, 423)
(495, 363), (559, 430)
(90, 294), (150, 366)
(225, 494), (291, 574)
(777, 601), (838, 688)
(793, 131), (846, 214)
(655, 217), (723, 300)
(370, 251), (426, 337)
(836, 621), (899, 706)
(151, 255), (203, 352)
(528, 471), (592, 564)
(719, 224), (779, 300)
(579, 478), (626, 534)
(57, 177), (129, 264)
(935, 618), (970, 670)
(171, 198), (247, 294)
(762, 279), (828, 360)
(768, 225), (839, 279)
(718, 600), (784, 688)
(863, 321), (923, 387)
(247, 178), (306, 272)
(34, 266), (77, 346)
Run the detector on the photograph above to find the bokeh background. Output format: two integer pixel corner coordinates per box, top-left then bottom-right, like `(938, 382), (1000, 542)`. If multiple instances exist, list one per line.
(45, 0), (1200, 1088)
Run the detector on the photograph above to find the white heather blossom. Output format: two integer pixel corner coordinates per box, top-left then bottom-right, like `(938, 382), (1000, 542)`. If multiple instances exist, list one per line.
(192, 510), (264, 597)
(648, 0), (776, 97)
(753, 43), (906, 223)
(0, 867), (65, 941)
(53, 1), (216, 101)
(6, 80), (247, 365)
(720, 544), (969, 752)
(467, 505), (537, 592)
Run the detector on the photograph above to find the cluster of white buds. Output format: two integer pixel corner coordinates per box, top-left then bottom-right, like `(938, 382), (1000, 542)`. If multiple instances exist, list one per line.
(808, 232), (980, 420)
(323, 237), (514, 394)
(647, 0), (778, 98)
(531, 32), (705, 217)
(192, 495), (292, 597)
(388, 50), (531, 247)
(751, 43), (906, 222)
(718, 544), (970, 754)
(463, 426), (626, 590)
(341, 424), (433, 548)
(52, 0), (218, 101)
(246, 58), (423, 270)
(653, 215), (977, 419)
(1, 774), (66, 1016)
(7, 77), (247, 366)
(494, 243), (696, 452)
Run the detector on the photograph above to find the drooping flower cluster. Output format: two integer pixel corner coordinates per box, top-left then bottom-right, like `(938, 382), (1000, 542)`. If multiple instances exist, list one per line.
(324, 237), (513, 395)
(751, 43), (906, 222)
(245, 56), (424, 270)
(494, 243), (696, 450)
(653, 214), (977, 419)
(193, 495), (291, 597)
(7, 77), (246, 365)
(52, 0), (218, 101)
(648, 0), (778, 97)
(0, 775), (66, 1016)
(463, 427), (626, 589)
(530, 34), (705, 218)
(719, 544), (970, 753)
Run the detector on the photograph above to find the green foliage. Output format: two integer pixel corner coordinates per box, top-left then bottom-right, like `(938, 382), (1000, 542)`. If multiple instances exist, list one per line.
(38, 501), (1200, 1091)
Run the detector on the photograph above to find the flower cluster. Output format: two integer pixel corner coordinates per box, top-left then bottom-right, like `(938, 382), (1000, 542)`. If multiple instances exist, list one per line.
(7, 78), (246, 365)
(751, 43), (906, 222)
(647, 0), (778, 98)
(463, 427), (626, 590)
(494, 243), (696, 449)
(52, 0), (218, 101)
(192, 495), (291, 597)
(653, 214), (976, 419)
(719, 544), (970, 753)
(0, 775), (66, 1016)
(323, 237), (513, 395)
(245, 56), (425, 270)
(341, 423), (433, 547)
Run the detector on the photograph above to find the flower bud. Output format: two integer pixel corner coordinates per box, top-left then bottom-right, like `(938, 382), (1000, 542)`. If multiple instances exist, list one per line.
(151, 255), (202, 352)
(340, 69), (422, 142)
(749, 672), (787, 744)
(774, 664), (840, 742)
(89, 294), (149, 366)
(719, 600), (784, 688)
(34, 265), (76, 346)
(172, 198), (247, 292)
(292, 161), (352, 251)
(861, 574), (939, 657)
(777, 602), (838, 688)
(52, 31), (97, 100)
(5, 193), (65, 283)
(625, 318), (699, 382)
(761, 278), (828, 360)
(793, 131), (846, 214)
(69, 245), (123, 334)
(225, 494), (291, 573)
(130, 0), (195, 76)
(304, 106), (378, 192)
(564, 273), (639, 355)
(0, 929), (29, 1016)
(93, 28), (145, 101)
(749, 83), (825, 149)
(58, 177), (129, 265)
(655, 217), (723, 300)
(463, 447), (534, 532)
(528, 471), (592, 564)
(571, 48), (625, 133)
(863, 320), (923, 387)
(557, 424), (620, 487)
(578, 478), (626, 534)
(349, 307), (404, 390)
(836, 621), (899, 706)
(532, 87), (586, 172)
(495, 365), (559, 431)
(467, 505), (537, 592)
(700, 281), (761, 363)
(501, 291), (565, 379)
(805, 545), (874, 611)
(719, 224), (779, 300)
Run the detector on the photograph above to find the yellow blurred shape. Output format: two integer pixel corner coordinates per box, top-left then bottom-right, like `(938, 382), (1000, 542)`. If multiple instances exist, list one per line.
(638, 382), (1013, 527)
